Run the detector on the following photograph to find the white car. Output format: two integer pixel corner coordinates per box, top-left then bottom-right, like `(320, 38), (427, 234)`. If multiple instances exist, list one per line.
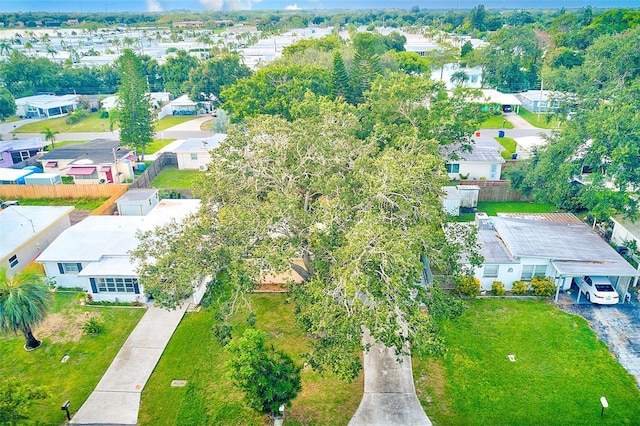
(575, 276), (619, 305)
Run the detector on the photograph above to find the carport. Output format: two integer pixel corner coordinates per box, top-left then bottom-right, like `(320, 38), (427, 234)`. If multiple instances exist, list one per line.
(551, 259), (638, 304)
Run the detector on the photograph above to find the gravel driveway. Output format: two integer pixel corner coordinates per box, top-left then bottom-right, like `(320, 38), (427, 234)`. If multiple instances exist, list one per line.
(560, 295), (640, 388)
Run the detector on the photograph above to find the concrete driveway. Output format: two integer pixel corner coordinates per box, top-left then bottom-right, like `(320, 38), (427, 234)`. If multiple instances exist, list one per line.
(559, 295), (640, 388)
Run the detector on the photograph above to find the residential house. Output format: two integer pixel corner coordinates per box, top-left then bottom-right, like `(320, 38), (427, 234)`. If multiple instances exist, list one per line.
(514, 135), (547, 160)
(174, 134), (226, 170)
(431, 63), (483, 89)
(36, 199), (203, 303)
(476, 89), (522, 113)
(516, 90), (561, 113)
(0, 167), (39, 185)
(611, 215), (640, 250)
(100, 92), (171, 112)
(38, 139), (135, 184)
(159, 94), (198, 118)
(15, 94), (78, 119)
(0, 138), (47, 168)
(472, 212), (637, 302)
(444, 139), (505, 181)
(1, 206), (74, 275)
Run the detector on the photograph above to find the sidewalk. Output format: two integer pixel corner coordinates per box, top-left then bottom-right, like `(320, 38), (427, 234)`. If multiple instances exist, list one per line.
(69, 303), (188, 425)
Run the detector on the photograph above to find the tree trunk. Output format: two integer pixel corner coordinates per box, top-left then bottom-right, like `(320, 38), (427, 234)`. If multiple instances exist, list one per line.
(22, 326), (42, 350)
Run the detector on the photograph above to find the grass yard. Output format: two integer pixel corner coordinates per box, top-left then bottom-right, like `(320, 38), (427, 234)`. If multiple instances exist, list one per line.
(11, 197), (108, 210)
(151, 166), (201, 189)
(144, 138), (177, 154)
(414, 299), (640, 425)
(453, 201), (557, 222)
(139, 293), (362, 425)
(495, 137), (517, 160)
(479, 115), (515, 129)
(15, 112), (110, 133)
(518, 107), (562, 129)
(155, 116), (200, 131)
(0, 292), (145, 424)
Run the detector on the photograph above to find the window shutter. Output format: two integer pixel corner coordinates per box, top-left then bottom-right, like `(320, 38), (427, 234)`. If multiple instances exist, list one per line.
(58, 263), (64, 274)
(133, 282), (140, 294)
(77, 263), (83, 272)
(90, 278), (97, 293)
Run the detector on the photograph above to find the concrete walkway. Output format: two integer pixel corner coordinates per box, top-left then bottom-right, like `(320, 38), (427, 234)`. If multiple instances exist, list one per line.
(70, 303), (188, 425)
(349, 329), (432, 426)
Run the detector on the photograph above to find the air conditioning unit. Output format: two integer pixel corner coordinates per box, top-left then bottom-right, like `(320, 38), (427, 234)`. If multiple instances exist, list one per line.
(198, 164), (208, 171)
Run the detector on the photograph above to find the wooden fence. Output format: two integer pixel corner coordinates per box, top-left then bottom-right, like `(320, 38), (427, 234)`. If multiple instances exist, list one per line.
(0, 183), (129, 200)
(129, 152), (177, 189)
(457, 180), (533, 202)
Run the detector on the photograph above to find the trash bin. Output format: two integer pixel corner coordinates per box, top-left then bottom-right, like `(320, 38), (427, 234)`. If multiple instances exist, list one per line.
(511, 153), (518, 160)
(137, 163), (145, 171)
(498, 130), (505, 137)
(475, 131), (481, 137)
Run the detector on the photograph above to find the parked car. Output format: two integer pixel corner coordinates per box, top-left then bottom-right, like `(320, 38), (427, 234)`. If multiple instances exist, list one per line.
(574, 276), (619, 305)
(502, 104), (513, 113)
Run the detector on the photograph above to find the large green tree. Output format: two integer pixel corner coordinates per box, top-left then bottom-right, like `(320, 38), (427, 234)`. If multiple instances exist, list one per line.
(158, 49), (199, 96)
(115, 49), (156, 160)
(184, 53), (251, 103)
(0, 267), (52, 350)
(227, 328), (301, 419)
(134, 78), (482, 379)
(0, 87), (16, 122)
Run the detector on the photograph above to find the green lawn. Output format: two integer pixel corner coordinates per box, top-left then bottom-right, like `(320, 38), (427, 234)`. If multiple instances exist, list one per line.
(155, 116), (199, 131)
(0, 292), (145, 424)
(518, 107), (562, 129)
(415, 299), (640, 425)
(479, 115), (515, 129)
(139, 293), (362, 425)
(145, 138), (177, 154)
(453, 201), (557, 222)
(11, 197), (108, 210)
(495, 137), (517, 160)
(15, 112), (110, 133)
(151, 166), (201, 189)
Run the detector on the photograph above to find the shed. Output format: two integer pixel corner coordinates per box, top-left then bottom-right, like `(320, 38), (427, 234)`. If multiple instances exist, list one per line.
(441, 186), (461, 216)
(116, 189), (160, 216)
(24, 173), (62, 185)
(457, 185), (480, 208)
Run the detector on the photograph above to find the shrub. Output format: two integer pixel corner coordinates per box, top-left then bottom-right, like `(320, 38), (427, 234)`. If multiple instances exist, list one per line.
(82, 317), (104, 334)
(65, 108), (87, 124)
(530, 276), (557, 297)
(491, 281), (506, 296)
(454, 275), (481, 298)
(212, 322), (232, 346)
(512, 280), (529, 295)
(424, 285), (466, 321)
(247, 312), (257, 327)
(99, 109), (109, 119)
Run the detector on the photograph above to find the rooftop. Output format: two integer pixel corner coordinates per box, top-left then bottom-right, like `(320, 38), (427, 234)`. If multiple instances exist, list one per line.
(175, 134), (226, 153)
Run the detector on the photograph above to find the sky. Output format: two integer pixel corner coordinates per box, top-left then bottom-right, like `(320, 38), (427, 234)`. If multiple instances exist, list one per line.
(0, 0), (638, 13)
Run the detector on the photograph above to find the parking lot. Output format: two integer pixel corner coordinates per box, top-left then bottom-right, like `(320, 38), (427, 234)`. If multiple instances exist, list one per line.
(559, 292), (640, 388)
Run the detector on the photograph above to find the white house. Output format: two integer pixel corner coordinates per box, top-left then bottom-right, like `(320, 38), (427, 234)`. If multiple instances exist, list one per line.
(159, 94), (198, 119)
(516, 90), (562, 113)
(15, 94), (78, 119)
(514, 135), (547, 160)
(175, 134), (226, 170)
(431, 63), (483, 90)
(472, 212), (637, 302)
(0, 206), (74, 275)
(611, 215), (640, 249)
(444, 139), (505, 181)
(36, 199), (202, 303)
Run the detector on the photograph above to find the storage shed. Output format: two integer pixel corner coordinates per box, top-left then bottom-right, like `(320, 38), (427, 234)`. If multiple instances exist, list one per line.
(441, 186), (461, 216)
(24, 173), (62, 185)
(116, 189), (160, 216)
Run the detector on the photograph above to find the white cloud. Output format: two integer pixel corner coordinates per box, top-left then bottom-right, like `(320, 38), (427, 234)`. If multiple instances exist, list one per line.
(199, 0), (261, 10)
(146, 0), (163, 12)
(285, 3), (300, 10)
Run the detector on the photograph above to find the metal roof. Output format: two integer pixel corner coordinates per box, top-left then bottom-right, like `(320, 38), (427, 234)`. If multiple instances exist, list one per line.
(78, 256), (137, 277)
(116, 189), (158, 203)
(175, 134), (226, 153)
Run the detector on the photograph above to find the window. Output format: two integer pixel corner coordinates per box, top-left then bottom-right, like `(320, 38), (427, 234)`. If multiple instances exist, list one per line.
(190, 153), (198, 160)
(94, 277), (139, 293)
(445, 163), (460, 173)
(521, 265), (547, 280)
(483, 264), (499, 278)
(9, 254), (18, 268)
(58, 262), (82, 274)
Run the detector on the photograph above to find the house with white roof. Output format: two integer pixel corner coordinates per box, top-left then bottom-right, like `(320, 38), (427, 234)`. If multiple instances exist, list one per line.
(514, 135), (547, 160)
(159, 94), (198, 119)
(516, 90), (562, 113)
(36, 199), (202, 302)
(15, 94), (78, 119)
(174, 134), (226, 170)
(1, 206), (74, 275)
(472, 212), (637, 302)
(0, 138), (47, 168)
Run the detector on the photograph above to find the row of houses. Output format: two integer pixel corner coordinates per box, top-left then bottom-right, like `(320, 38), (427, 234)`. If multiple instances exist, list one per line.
(3, 188), (637, 305)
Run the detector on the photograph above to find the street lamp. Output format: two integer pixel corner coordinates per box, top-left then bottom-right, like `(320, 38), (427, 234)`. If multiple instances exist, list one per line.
(61, 400), (71, 421)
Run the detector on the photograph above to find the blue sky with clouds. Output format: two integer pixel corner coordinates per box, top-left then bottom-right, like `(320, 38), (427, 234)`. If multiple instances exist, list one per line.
(1, 0), (638, 13)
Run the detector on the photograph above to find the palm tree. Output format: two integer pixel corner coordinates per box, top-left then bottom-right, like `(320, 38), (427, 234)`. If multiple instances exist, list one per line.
(0, 267), (52, 351)
(41, 126), (59, 150)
